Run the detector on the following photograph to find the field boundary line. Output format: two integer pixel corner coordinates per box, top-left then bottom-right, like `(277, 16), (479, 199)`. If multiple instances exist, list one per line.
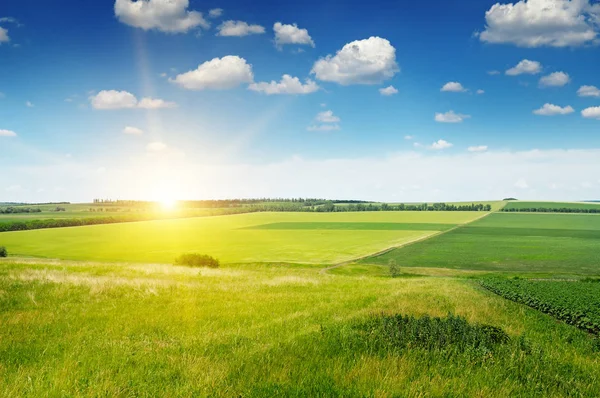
(320, 211), (493, 274)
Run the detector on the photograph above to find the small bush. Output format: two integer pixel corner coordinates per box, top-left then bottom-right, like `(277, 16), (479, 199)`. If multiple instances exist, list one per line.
(174, 253), (220, 268)
(0, 246), (7, 257)
(388, 259), (401, 278)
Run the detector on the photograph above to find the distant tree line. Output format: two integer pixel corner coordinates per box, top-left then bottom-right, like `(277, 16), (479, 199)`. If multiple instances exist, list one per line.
(0, 207), (42, 214)
(92, 198), (372, 208)
(249, 202), (492, 213)
(502, 207), (600, 214)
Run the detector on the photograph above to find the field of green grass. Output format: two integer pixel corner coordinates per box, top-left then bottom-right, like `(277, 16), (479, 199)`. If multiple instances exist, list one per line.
(362, 212), (600, 275)
(504, 201), (600, 211)
(0, 211), (481, 264)
(1, 259), (599, 397)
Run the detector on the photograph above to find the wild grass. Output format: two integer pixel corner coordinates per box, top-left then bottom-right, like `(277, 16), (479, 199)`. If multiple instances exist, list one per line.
(1, 259), (599, 396)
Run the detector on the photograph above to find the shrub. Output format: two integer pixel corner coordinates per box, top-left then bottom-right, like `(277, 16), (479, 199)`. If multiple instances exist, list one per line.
(388, 259), (401, 278)
(0, 246), (7, 257)
(174, 253), (220, 268)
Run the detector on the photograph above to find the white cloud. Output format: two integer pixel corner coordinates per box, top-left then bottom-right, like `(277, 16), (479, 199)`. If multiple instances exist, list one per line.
(533, 103), (575, 116)
(208, 8), (223, 18)
(429, 139), (453, 150)
(434, 110), (470, 123)
(25, 101), (34, 107)
(307, 124), (341, 132)
(114, 0), (209, 33)
(147, 142), (167, 152)
(379, 85), (398, 96)
(476, 89), (485, 95)
(248, 75), (319, 95)
(89, 90), (176, 110)
(216, 20), (265, 37)
(123, 126), (144, 135)
(515, 178), (529, 189)
(478, 0), (600, 47)
(0, 129), (17, 137)
(404, 135), (414, 140)
(487, 70), (501, 75)
(505, 59), (542, 76)
(316, 110), (340, 123)
(539, 71), (570, 87)
(273, 22), (315, 48)
(137, 97), (177, 109)
(578, 85), (600, 97)
(90, 90), (137, 109)
(0, 27), (9, 44)
(441, 82), (466, 92)
(468, 145), (488, 152)
(170, 56), (253, 90)
(582, 106), (600, 119)
(311, 37), (399, 85)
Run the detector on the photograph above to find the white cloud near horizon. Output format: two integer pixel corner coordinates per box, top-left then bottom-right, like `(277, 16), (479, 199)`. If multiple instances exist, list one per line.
(6, 148), (600, 203)
(114, 0), (209, 33)
(0, 129), (17, 137)
(478, 0), (600, 47)
(429, 139), (453, 150)
(123, 126), (144, 135)
(468, 145), (488, 152)
(316, 110), (340, 123)
(311, 37), (399, 85)
(248, 75), (319, 95)
(379, 85), (398, 95)
(582, 106), (600, 119)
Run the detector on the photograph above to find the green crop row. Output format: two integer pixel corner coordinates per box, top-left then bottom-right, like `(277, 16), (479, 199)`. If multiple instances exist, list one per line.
(480, 278), (600, 335)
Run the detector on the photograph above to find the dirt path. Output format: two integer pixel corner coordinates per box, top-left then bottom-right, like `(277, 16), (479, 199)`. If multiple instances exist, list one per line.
(320, 211), (493, 274)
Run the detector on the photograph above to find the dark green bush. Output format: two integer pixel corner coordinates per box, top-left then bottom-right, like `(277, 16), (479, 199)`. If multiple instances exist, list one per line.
(174, 253), (220, 268)
(0, 246), (7, 257)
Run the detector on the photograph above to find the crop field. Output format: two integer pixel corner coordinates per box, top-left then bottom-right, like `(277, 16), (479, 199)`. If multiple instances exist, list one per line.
(362, 213), (600, 274)
(1, 258), (600, 397)
(0, 211), (481, 264)
(481, 278), (600, 334)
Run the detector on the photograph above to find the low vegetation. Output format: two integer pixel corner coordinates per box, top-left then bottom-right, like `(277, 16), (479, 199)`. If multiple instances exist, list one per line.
(174, 253), (220, 268)
(503, 201), (600, 213)
(0, 246), (6, 257)
(481, 278), (600, 335)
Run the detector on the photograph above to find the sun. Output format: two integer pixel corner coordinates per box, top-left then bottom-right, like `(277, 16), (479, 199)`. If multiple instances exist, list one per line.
(159, 198), (178, 211)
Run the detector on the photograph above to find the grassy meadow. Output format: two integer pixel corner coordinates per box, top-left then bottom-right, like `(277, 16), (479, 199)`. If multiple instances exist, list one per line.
(0, 211), (482, 264)
(1, 205), (600, 396)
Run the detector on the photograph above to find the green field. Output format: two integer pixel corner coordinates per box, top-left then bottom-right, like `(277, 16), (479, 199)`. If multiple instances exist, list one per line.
(362, 213), (600, 274)
(0, 211), (481, 264)
(1, 259), (599, 397)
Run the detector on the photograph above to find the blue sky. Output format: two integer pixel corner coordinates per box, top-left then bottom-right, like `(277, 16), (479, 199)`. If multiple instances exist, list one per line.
(1, 0), (600, 202)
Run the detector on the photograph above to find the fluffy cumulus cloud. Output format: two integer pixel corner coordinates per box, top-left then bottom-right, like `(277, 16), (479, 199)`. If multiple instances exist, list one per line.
(311, 37), (399, 85)
(123, 126), (144, 135)
(539, 71), (570, 87)
(506, 59), (542, 75)
(477, 0), (600, 47)
(0, 129), (17, 137)
(208, 8), (223, 18)
(578, 85), (600, 97)
(170, 56), (253, 90)
(379, 85), (398, 96)
(273, 22), (315, 48)
(533, 103), (575, 116)
(216, 20), (265, 37)
(582, 106), (600, 119)
(89, 90), (176, 110)
(429, 139), (453, 150)
(114, 0), (209, 33)
(434, 110), (470, 123)
(248, 75), (319, 95)
(0, 27), (9, 43)
(468, 145), (489, 152)
(316, 110), (341, 123)
(440, 82), (466, 92)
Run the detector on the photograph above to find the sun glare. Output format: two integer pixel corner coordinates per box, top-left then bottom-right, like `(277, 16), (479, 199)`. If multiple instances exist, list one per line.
(160, 198), (178, 210)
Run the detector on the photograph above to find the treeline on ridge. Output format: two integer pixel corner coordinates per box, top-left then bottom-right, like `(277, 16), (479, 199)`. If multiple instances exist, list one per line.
(502, 207), (600, 214)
